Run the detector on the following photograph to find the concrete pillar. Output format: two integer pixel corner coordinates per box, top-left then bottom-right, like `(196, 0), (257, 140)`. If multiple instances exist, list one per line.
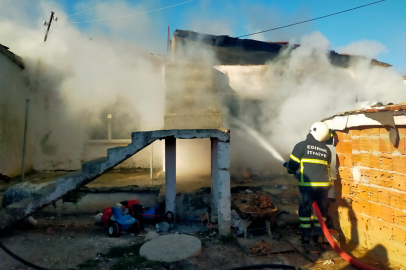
(216, 140), (231, 236)
(211, 139), (219, 222)
(165, 137), (176, 215)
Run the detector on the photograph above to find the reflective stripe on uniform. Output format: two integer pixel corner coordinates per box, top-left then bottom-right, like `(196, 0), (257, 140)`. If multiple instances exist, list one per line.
(299, 217), (311, 221)
(300, 224), (311, 228)
(290, 154), (301, 163)
(327, 163), (332, 183)
(310, 216), (327, 221)
(298, 182), (331, 187)
(301, 158), (328, 165)
(314, 223), (321, 227)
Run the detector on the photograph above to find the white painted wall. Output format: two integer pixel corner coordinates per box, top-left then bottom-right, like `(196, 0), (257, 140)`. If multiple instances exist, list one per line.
(0, 53), (33, 177)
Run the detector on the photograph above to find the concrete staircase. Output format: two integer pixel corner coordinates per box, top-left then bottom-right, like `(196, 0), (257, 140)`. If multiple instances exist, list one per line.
(0, 129), (230, 230)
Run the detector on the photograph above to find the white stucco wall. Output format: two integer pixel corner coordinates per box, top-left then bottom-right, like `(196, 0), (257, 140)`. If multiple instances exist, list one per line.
(0, 52), (33, 177)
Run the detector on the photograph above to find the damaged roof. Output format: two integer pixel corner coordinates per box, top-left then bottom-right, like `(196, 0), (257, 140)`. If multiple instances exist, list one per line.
(0, 43), (24, 69)
(323, 103), (406, 131)
(172, 30), (391, 67)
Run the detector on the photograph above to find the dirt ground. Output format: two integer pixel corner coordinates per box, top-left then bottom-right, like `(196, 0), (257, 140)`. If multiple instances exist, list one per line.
(0, 214), (361, 270)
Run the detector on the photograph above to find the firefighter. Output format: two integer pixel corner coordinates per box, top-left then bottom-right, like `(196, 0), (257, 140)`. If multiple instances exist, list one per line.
(285, 122), (332, 244)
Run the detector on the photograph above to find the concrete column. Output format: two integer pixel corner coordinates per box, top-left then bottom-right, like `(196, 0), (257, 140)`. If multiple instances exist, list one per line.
(211, 139), (219, 222)
(165, 137), (176, 215)
(217, 140), (231, 236)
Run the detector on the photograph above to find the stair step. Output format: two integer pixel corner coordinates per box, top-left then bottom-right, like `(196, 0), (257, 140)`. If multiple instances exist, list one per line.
(81, 157), (109, 176)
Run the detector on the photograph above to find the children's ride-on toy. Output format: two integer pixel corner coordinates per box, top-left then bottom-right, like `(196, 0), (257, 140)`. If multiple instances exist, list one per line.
(108, 203), (141, 237)
(98, 199), (174, 237)
(134, 206), (175, 226)
(101, 201), (142, 237)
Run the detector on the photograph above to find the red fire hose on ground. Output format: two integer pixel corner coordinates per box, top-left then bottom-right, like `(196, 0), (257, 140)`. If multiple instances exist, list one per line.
(312, 202), (378, 270)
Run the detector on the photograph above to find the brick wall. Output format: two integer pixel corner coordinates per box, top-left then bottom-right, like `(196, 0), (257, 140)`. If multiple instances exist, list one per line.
(335, 126), (406, 267)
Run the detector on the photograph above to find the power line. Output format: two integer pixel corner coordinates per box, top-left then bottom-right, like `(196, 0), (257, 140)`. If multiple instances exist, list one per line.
(238, 0), (388, 38)
(65, 0), (196, 24)
(61, 0), (115, 19)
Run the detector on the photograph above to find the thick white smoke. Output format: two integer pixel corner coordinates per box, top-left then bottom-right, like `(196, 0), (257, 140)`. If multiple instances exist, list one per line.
(227, 32), (406, 173)
(0, 0), (165, 171)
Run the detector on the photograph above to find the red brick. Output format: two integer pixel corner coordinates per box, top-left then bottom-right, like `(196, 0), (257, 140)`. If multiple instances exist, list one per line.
(380, 171), (393, 188)
(359, 185), (369, 200)
(357, 215), (371, 231)
(380, 127), (391, 135)
(349, 129), (361, 137)
(339, 167), (353, 182)
(398, 127), (406, 135)
(369, 187), (379, 203)
(360, 169), (370, 182)
(370, 169), (380, 185)
(351, 138), (360, 151)
(395, 137), (406, 155)
(352, 198), (362, 213)
(390, 191), (403, 209)
(393, 156), (406, 173)
(380, 153), (393, 171)
(370, 202), (381, 219)
(368, 137), (380, 152)
(368, 128), (380, 136)
(403, 194), (406, 211)
(342, 181), (351, 195)
(381, 205), (394, 223)
(380, 137), (395, 153)
(370, 154), (380, 168)
(393, 173), (406, 191)
(360, 199), (371, 215)
(349, 183), (360, 197)
(360, 153), (370, 167)
(337, 154), (352, 168)
(352, 154), (361, 166)
(370, 219), (393, 240)
(360, 137), (370, 151)
(394, 209), (406, 226)
(393, 227), (406, 243)
(336, 131), (351, 141)
(378, 189), (390, 205)
(336, 141), (352, 155)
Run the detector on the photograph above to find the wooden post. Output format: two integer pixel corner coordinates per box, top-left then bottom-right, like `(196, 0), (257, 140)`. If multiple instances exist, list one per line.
(44, 12), (54, 42)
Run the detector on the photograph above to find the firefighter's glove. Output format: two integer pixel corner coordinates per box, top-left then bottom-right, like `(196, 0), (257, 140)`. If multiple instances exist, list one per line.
(283, 162), (295, 174)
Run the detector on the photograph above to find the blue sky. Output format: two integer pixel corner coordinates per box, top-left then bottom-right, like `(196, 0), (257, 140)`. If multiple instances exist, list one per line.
(59, 0), (406, 73)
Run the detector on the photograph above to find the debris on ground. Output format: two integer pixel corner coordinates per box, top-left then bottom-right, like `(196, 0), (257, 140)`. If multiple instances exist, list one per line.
(250, 240), (272, 255)
(255, 194), (272, 209)
(233, 193), (275, 213)
(156, 222), (170, 233)
(145, 231), (159, 241)
(323, 259), (335, 266)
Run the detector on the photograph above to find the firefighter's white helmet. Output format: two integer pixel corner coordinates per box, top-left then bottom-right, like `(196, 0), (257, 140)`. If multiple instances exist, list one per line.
(310, 122), (330, 142)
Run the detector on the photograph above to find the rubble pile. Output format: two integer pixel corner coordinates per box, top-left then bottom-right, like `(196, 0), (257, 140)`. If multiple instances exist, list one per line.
(233, 193), (275, 213)
(251, 240), (272, 255)
(255, 194), (272, 209)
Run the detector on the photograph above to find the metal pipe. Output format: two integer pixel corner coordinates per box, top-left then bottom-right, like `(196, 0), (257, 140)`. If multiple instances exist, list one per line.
(21, 99), (30, 182)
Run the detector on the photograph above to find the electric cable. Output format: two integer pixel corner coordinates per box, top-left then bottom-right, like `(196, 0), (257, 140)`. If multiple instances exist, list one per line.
(0, 241), (57, 270)
(238, 0), (388, 38)
(61, 0), (116, 19)
(65, 0), (196, 24)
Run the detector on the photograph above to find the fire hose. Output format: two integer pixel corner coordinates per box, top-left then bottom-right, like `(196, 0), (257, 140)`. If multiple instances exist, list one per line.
(312, 202), (378, 270)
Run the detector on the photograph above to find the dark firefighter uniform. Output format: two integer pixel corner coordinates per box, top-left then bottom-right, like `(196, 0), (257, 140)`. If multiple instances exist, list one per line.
(287, 133), (332, 240)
